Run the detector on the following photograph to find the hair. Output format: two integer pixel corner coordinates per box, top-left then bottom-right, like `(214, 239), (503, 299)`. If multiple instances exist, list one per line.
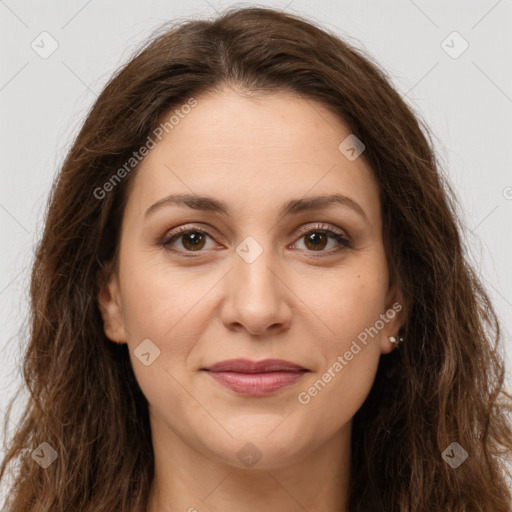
(1, 5), (511, 511)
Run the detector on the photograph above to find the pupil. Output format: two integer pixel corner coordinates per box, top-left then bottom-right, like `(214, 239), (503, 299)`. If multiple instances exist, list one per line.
(184, 232), (204, 250)
(307, 232), (326, 250)
(188, 233), (201, 245)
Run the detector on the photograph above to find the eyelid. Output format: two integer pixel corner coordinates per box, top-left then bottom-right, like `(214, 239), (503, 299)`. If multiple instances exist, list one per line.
(293, 222), (348, 239)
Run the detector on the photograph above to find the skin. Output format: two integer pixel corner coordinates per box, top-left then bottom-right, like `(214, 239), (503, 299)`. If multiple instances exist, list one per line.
(97, 86), (405, 512)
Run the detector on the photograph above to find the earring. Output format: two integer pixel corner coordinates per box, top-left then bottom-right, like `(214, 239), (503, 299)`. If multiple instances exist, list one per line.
(389, 335), (404, 347)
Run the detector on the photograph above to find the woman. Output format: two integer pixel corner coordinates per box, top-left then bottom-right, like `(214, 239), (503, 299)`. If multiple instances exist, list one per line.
(1, 6), (511, 511)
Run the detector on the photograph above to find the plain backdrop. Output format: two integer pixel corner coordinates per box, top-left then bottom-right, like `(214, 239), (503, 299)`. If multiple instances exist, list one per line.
(1, 0), (511, 490)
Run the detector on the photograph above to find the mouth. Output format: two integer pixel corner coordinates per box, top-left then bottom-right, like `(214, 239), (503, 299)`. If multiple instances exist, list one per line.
(201, 358), (310, 397)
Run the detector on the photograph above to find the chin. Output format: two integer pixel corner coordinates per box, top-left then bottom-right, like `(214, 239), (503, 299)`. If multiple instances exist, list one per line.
(201, 427), (314, 471)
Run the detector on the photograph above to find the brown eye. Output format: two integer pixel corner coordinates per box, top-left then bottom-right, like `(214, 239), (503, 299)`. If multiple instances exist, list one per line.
(293, 224), (351, 254)
(303, 231), (329, 251)
(162, 229), (214, 253)
(179, 231), (207, 251)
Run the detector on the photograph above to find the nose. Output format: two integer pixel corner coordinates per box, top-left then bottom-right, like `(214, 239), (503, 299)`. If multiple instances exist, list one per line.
(219, 242), (292, 336)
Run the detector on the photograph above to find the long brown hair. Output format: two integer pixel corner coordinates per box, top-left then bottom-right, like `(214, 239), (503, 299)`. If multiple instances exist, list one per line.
(1, 6), (511, 511)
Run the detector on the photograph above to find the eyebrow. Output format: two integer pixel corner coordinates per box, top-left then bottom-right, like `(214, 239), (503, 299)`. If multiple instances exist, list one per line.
(144, 193), (368, 223)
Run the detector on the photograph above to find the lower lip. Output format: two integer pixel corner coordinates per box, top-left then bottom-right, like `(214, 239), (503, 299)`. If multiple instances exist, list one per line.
(204, 370), (306, 396)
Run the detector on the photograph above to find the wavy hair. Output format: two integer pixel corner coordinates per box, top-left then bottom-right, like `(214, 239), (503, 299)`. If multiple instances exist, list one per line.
(1, 6), (511, 511)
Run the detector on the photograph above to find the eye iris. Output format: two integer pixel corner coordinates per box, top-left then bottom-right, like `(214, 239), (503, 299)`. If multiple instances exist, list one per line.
(305, 232), (327, 251)
(182, 232), (206, 251)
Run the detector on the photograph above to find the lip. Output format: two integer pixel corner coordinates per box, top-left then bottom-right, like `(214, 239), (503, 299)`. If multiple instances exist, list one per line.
(201, 358), (309, 397)
(203, 358), (307, 373)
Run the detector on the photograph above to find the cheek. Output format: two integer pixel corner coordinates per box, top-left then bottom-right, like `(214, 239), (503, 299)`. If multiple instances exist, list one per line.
(295, 264), (388, 407)
(303, 261), (389, 338)
(295, 273), (388, 426)
(295, 347), (379, 448)
(119, 248), (212, 340)
(122, 278), (204, 432)
(117, 259), (205, 395)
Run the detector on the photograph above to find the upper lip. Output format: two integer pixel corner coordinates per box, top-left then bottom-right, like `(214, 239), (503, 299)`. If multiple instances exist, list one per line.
(202, 358), (308, 373)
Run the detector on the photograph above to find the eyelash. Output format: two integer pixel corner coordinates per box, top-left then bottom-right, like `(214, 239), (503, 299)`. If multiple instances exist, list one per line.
(159, 223), (352, 258)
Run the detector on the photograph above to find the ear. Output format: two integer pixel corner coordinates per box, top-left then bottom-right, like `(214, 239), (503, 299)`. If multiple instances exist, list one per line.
(96, 263), (128, 344)
(380, 283), (407, 355)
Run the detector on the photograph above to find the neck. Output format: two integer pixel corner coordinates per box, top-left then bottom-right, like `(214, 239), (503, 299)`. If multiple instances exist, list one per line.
(145, 415), (352, 512)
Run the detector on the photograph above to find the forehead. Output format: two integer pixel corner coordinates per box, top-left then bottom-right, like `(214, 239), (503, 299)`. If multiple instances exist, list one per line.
(124, 88), (380, 224)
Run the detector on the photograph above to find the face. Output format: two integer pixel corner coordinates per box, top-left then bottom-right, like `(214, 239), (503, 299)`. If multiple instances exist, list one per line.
(98, 87), (404, 470)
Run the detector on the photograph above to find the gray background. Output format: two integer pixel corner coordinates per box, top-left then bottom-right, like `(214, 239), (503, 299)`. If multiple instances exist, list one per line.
(1, 0), (511, 490)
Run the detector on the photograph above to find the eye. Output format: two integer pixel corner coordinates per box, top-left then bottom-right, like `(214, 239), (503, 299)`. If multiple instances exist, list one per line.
(160, 226), (216, 255)
(291, 223), (351, 254)
(159, 222), (351, 257)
